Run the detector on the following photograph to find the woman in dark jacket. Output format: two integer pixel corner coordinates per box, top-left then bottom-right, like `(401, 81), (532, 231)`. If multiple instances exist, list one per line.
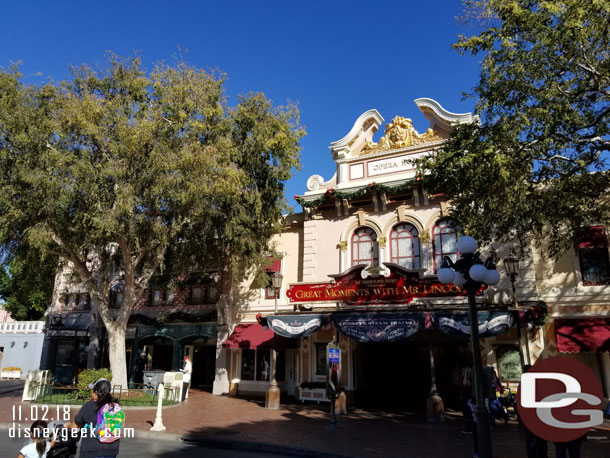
(64, 378), (120, 458)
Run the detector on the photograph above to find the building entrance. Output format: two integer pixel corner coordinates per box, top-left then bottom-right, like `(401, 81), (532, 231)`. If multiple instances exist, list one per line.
(353, 332), (470, 412)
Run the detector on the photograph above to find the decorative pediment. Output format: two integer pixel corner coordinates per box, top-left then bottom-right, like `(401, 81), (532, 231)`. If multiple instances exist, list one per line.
(360, 115), (443, 154)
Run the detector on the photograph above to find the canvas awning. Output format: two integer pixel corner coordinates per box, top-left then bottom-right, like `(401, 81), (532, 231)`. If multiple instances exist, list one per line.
(266, 314), (329, 338)
(578, 226), (608, 249)
(331, 312), (425, 342)
(555, 318), (610, 352)
(222, 323), (296, 349)
(431, 311), (515, 339)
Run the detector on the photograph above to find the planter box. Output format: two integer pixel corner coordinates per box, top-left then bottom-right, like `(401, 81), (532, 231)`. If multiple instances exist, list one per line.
(1, 370), (22, 379)
(298, 387), (329, 403)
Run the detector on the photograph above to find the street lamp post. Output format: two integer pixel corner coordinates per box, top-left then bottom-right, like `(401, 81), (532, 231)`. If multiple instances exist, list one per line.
(438, 236), (500, 458)
(503, 249), (527, 368)
(265, 271), (283, 409)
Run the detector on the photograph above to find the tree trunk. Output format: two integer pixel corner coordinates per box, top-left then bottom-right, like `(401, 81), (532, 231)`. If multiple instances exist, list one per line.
(106, 324), (128, 390)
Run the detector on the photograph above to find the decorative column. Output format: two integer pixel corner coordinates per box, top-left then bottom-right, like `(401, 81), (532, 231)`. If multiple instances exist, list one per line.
(338, 241), (348, 272)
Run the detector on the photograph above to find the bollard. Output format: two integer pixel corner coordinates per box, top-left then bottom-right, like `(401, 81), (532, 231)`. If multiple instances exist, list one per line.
(150, 382), (166, 431)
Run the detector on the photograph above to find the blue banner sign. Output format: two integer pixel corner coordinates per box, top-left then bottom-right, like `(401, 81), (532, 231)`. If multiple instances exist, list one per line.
(328, 347), (340, 363)
(332, 312), (425, 342)
(432, 311), (515, 338)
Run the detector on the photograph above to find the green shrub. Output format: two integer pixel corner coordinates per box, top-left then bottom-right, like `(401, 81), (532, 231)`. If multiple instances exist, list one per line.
(76, 368), (112, 399)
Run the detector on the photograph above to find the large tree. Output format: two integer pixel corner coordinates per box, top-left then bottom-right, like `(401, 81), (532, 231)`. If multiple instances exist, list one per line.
(419, 0), (610, 254)
(0, 246), (57, 320)
(0, 56), (303, 387)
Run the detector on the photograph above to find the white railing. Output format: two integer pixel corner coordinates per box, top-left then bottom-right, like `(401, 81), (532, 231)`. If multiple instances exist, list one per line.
(0, 321), (45, 334)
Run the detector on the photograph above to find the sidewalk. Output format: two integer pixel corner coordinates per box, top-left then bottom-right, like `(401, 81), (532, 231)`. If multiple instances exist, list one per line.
(1, 386), (608, 458)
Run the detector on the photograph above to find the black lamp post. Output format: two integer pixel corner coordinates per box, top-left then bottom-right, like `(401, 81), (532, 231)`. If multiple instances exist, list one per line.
(503, 249), (527, 368)
(265, 271), (283, 409)
(438, 236), (499, 458)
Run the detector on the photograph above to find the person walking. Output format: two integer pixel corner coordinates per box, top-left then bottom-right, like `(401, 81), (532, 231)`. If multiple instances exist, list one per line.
(518, 365), (548, 458)
(181, 355), (192, 401)
(64, 378), (121, 458)
(18, 420), (55, 458)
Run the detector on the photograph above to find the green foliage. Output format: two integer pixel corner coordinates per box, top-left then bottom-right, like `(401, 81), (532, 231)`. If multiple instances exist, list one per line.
(419, 0), (610, 254)
(76, 368), (112, 398)
(0, 55), (304, 386)
(0, 245), (57, 320)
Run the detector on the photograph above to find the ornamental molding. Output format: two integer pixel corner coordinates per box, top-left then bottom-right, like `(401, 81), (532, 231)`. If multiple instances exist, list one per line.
(306, 173), (336, 191)
(360, 116), (443, 154)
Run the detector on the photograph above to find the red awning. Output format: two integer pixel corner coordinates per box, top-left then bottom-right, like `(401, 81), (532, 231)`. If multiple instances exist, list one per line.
(555, 318), (610, 353)
(578, 226), (608, 249)
(222, 323), (296, 349)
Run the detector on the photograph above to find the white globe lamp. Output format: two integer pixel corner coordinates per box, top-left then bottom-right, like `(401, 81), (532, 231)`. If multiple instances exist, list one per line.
(457, 235), (477, 254)
(438, 267), (455, 284)
(484, 269), (500, 285)
(469, 264), (488, 282)
(453, 271), (467, 287)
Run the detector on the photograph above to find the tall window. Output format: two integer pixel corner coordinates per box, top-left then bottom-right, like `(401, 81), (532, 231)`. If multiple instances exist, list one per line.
(240, 348), (285, 382)
(390, 223), (420, 269)
(432, 219), (460, 273)
(351, 227), (379, 267)
(578, 226), (610, 285)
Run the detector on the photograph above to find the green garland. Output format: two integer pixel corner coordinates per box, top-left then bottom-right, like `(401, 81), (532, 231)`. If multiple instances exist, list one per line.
(370, 178), (418, 194)
(333, 187), (370, 200)
(294, 178), (419, 209)
(524, 300), (548, 329)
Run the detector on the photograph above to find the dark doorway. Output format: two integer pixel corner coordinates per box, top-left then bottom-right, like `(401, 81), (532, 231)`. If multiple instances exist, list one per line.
(192, 346), (215, 390)
(354, 332), (470, 413)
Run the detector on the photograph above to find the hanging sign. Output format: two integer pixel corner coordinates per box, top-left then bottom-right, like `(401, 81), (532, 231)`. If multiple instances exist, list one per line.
(266, 314), (329, 338)
(286, 263), (483, 306)
(328, 346), (340, 364)
(332, 312), (425, 342)
(431, 311), (516, 338)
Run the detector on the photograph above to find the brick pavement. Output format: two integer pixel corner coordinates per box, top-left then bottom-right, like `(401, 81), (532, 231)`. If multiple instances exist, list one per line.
(1, 388), (609, 458)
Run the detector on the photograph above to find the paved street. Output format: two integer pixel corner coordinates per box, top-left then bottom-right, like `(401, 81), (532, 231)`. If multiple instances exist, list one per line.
(1, 433), (279, 457)
(2, 382), (609, 458)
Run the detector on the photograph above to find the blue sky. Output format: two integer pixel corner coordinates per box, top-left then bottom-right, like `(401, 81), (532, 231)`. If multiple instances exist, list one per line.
(0, 0), (481, 207)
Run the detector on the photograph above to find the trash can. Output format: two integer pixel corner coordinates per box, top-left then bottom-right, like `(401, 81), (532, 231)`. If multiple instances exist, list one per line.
(142, 370), (166, 390)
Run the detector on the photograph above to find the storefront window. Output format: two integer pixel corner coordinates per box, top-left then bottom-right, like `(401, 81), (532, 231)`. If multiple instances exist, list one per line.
(432, 219), (460, 272)
(241, 349), (255, 380)
(390, 223), (420, 269)
(578, 226), (610, 285)
(315, 343), (327, 376)
(241, 349), (277, 381)
(256, 349), (271, 381)
(351, 227), (378, 267)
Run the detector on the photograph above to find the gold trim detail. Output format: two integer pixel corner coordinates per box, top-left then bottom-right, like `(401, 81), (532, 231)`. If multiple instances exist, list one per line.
(419, 232), (431, 244)
(361, 116), (442, 154)
(338, 241), (348, 251)
(377, 237), (387, 248)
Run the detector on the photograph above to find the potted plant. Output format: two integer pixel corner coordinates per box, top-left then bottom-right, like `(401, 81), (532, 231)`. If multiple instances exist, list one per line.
(1, 366), (23, 379)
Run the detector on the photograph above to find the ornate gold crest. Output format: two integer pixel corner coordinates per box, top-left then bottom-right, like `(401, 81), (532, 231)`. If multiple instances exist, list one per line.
(361, 116), (442, 154)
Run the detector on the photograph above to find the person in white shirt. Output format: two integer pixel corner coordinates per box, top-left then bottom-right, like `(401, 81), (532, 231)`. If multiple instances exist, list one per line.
(181, 355), (192, 401)
(18, 420), (54, 458)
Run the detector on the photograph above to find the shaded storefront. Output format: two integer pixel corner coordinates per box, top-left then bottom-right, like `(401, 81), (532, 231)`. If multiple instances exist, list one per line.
(127, 319), (217, 388)
(41, 313), (91, 384)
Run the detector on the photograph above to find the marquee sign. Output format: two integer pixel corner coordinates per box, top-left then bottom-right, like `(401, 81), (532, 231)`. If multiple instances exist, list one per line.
(285, 263), (483, 306)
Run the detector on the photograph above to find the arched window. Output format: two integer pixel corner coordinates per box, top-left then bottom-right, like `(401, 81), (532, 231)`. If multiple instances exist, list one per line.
(390, 223), (420, 269)
(432, 219), (460, 272)
(351, 227), (378, 267)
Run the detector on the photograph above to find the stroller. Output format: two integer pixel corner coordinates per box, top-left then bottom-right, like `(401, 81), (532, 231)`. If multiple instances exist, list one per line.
(488, 397), (509, 425)
(47, 420), (78, 458)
